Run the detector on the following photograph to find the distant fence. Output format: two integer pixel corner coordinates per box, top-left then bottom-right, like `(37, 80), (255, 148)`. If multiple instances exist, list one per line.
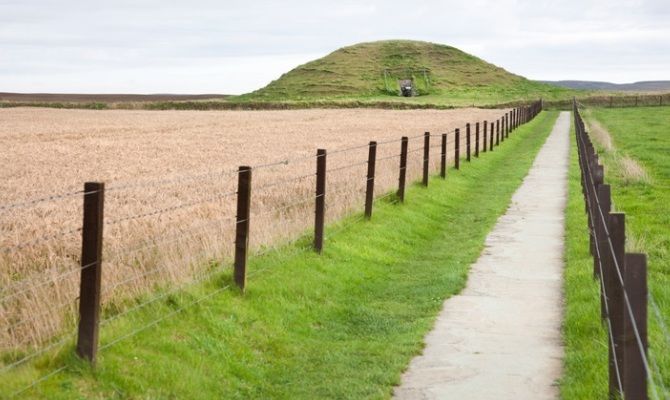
(0, 101), (542, 396)
(544, 93), (670, 110)
(573, 99), (656, 400)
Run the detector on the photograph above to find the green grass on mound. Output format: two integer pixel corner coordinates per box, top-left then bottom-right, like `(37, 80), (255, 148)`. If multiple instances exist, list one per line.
(236, 40), (575, 106)
(1, 111), (559, 399)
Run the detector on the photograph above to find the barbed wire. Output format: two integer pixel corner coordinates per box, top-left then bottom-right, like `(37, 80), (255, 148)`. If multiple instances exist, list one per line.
(99, 280), (233, 352)
(100, 254), (230, 329)
(106, 168), (239, 193)
(0, 189), (92, 213)
(325, 160), (369, 174)
(105, 189), (237, 226)
(374, 137), (404, 146)
(252, 172), (315, 193)
(252, 195), (317, 218)
(8, 365), (68, 398)
(105, 215), (237, 262)
(0, 123), (490, 215)
(0, 261), (97, 305)
(4, 296), (77, 333)
(0, 225), (82, 254)
(0, 329), (76, 374)
(375, 153), (402, 162)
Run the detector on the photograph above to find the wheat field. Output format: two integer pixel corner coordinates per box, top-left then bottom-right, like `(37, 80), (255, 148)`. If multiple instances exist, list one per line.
(0, 107), (509, 354)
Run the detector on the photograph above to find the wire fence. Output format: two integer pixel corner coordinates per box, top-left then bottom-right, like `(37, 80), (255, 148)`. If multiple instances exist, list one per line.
(573, 99), (667, 400)
(0, 103), (539, 396)
(522, 93), (670, 111)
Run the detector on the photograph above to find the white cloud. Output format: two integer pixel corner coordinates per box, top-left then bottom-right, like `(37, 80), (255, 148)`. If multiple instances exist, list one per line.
(0, 0), (668, 93)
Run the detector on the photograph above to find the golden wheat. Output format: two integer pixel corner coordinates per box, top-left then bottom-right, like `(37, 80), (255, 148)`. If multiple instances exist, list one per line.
(0, 107), (509, 354)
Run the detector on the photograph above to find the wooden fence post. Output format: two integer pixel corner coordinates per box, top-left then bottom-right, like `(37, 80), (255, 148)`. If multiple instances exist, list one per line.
(496, 119), (500, 146)
(365, 141), (377, 218)
(600, 211), (626, 397)
(466, 123), (471, 162)
(314, 149), (326, 253)
(440, 133), (447, 178)
(489, 122), (494, 151)
(623, 253), (648, 400)
(76, 182), (105, 364)
(593, 166), (604, 280)
(234, 166), (252, 291)
(516, 108), (520, 129)
(475, 122), (480, 158)
(505, 113), (509, 138)
(609, 212), (626, 399)
(454, 128), (460, 170)
(398, 137), (408, 202)
(423, 132), (430, 186)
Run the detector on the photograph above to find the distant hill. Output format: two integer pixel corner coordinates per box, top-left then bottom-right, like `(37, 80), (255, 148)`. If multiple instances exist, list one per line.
(242, 40), (561, 101)
(539, 80), (670, 92)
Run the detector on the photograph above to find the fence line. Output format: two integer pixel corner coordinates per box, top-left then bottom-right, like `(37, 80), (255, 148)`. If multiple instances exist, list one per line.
(573, 99), (660, 400)
(541, 93), (670, 110)
(1, 102), (542, 396)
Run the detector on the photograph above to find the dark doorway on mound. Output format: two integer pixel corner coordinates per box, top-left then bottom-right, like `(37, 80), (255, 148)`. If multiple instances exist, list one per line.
(399, 79), (415, 97)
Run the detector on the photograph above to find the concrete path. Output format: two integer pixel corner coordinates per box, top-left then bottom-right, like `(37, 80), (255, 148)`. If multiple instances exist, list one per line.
(394, 112), (570, 400)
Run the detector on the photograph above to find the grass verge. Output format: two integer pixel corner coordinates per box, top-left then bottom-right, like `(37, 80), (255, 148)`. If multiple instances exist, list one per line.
(1, 111), (559, 399)
(560, 116), (608, 399)
(561, 107), (670, 398)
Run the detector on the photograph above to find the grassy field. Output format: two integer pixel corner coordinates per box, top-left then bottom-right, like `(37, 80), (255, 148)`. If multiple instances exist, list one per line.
(561, 107), (670, 398)
(0, 111), (559, 399)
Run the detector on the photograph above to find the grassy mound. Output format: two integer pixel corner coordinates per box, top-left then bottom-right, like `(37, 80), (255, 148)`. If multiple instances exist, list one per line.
(238, 40), (570, 105)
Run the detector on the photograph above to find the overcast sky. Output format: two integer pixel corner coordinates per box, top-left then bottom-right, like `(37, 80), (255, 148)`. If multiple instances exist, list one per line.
(1, 0), (669, 94)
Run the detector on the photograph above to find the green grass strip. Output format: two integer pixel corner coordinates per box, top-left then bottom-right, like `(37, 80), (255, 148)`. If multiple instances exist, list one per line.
(561, 107), (670, 398)
(559, 116), (609, 399)
(2, 111), (559, 399)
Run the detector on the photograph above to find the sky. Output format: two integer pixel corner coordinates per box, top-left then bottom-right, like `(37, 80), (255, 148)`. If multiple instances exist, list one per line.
(1, 0), (669, 94)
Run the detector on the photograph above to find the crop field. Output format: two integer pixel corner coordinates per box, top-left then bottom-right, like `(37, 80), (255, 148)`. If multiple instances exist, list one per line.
(0, 107), (509, 353)
(0, 110), (555, 398)
(562, 106), (670, 398)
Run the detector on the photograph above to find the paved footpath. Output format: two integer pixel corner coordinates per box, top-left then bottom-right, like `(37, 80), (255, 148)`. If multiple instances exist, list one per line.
(394, 112), (570, 400)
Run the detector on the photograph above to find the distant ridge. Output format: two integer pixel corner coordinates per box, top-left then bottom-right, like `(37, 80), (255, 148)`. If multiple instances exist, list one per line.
(0, 93), (229, 102)
(539, 80), (670, 91)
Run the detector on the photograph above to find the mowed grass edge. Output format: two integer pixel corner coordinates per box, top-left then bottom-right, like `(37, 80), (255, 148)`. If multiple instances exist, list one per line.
(560, 107), (670, 399)
(3, 111), (559, 399)
(559, 116), (608, 399)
